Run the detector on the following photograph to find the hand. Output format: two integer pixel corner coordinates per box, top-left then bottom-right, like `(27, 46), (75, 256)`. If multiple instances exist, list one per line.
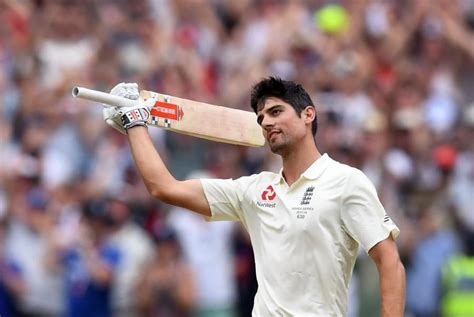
(103, 82), (139, 134)
(148, 266), (175, 290)
(120, 102), (153, 131)
(103, 83), (154, 134)
(110, 82), (140, 100)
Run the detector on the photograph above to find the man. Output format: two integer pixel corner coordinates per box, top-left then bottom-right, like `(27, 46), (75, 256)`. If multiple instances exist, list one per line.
(0, 216), (25, 317)
(5, 187), (64, 317)
(167, 170), (239, 317)
(59, 198), (121, 317)
(103, 77), (406, 316)
(105, 195), (154, 317)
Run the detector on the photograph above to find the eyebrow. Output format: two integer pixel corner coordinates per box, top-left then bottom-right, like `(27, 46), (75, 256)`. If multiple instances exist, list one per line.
(262, 105), (283, 114)
(256, 105), (283, 125)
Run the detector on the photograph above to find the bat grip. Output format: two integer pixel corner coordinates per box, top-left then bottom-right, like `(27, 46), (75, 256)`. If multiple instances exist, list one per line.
(72, 87), (137, 108)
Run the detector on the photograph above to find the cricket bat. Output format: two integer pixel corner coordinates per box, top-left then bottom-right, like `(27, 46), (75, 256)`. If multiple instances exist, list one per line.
(72, 87), (265, 147)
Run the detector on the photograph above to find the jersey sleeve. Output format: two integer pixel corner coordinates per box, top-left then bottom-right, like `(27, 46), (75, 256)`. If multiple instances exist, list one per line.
(341, 168), (400, 253)
(200, 176), (252, 222)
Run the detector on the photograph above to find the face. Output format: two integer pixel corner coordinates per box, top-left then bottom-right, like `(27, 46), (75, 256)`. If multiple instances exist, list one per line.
(107, 200), (129, 225)
(156, 240), (180, 262)
(256, 97), (315, 155)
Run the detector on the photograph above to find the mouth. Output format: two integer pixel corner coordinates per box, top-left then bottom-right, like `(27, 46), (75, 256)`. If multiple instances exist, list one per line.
(267, 130), (281, 141)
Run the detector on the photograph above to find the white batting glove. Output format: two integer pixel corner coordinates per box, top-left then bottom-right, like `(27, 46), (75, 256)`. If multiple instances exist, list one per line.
(103, 83), (154, 134)
(110, 82), (140, 100)
(103, 82), (139, 134)
(120, 101), (154, 131)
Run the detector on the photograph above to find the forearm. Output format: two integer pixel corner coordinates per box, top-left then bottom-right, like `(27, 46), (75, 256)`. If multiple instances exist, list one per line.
(127, 127), (177, 199)
(175, 270), (196, 311)
(443, 16), (474, 59)
(87, 260), (113, 286)
(126, 126), (211, 215)
(378, 259), (406, 317)
(135, 271), (154, 313)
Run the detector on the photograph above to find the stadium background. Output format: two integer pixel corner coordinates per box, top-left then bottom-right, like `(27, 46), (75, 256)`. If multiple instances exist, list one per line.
(0, 0), (473, 316)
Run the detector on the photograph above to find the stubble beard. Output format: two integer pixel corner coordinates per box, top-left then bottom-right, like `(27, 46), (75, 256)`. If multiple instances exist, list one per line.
(269, 134), (290, 155)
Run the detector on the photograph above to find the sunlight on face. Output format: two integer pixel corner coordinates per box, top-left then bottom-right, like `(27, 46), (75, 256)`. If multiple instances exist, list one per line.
(257, 97), (308, 155)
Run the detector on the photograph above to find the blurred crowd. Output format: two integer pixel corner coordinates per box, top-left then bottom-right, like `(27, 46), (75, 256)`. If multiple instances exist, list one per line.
(0, 0), (473, 316)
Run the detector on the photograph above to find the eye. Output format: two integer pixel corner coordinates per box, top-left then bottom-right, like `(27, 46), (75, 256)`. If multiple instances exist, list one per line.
(271, 109), (282, 116)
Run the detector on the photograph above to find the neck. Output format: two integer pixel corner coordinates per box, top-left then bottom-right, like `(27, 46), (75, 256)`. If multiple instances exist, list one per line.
(281, 137), (321, 186)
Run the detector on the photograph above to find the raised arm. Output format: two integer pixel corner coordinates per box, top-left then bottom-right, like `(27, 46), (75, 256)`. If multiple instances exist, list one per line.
(369, 236), (406, 317)
(102, 83), (211, 217)
(127, 127), (211, 216)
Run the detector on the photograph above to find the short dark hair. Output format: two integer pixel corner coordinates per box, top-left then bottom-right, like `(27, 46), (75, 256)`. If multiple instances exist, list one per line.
(250, 77), (318, 135)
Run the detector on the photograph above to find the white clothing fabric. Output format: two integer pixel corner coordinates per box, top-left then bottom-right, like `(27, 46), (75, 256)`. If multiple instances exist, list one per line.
(201, 154), (399, 317)
(5, 221), (64, 315)
(109, 223), (154, 311)
(167, 207), (237, 309)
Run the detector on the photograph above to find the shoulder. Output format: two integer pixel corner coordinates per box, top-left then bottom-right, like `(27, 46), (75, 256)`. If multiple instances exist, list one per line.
(327, 159), (374, 191)
(201, 171), (280, 202)
(325, 159), (364, 180)
(238, 171), (278, 183)
(229, 171), (279, 189)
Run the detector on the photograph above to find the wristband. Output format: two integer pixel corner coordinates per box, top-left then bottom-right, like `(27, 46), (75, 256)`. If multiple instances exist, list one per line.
(121, 108), (150, 131)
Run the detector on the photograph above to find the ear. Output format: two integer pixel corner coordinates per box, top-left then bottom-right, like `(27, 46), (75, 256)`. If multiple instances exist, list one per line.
(302, 106), (316, 124)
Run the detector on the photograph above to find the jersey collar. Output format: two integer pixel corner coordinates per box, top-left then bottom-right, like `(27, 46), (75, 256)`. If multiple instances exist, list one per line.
(272, 153), (331, 185)
(302, 153), (331, 180)
(272, 169), (285, 185)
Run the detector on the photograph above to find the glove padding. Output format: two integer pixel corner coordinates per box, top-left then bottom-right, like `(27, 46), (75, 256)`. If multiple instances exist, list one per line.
(110, 82), (140, 100)
(121, 106), (150, 130)
(103, 83), (154, 134)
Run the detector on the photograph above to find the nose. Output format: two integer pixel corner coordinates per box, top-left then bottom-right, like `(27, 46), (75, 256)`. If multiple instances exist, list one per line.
(261, 115), (274, 130)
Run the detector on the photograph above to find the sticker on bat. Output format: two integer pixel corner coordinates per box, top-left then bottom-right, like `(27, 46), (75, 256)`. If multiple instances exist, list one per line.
(150, 101), (184, 121)
(150, 116), (172, 128)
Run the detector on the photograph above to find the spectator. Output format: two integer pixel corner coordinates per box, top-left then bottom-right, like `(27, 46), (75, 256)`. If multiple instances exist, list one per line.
(0, 0), (473, 315)
(136, 226), (196, 317)
(406, 204), (461, 317)
(53, 199), (122, 317)
(4, 187), (64, 317)
(168, 171), (238, 317)
(0, 217), (25, 317)
(106, 195), (154, 317)
(440, 231), (474, 316)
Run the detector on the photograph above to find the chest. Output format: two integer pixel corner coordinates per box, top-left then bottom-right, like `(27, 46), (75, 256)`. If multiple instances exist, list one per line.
(247, 180), (344, 237)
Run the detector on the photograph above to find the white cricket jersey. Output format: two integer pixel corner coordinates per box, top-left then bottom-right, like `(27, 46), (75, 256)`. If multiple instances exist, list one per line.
(201, 154), (399, 317)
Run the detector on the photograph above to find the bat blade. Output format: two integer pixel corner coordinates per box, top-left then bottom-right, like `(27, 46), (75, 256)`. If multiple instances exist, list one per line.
(141, 90), (265, 147)
(72, 86), (265, 147)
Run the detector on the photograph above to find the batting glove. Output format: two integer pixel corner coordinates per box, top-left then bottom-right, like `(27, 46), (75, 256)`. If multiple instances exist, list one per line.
(103, 83), (154, 134)
(120, 103), (152, 131)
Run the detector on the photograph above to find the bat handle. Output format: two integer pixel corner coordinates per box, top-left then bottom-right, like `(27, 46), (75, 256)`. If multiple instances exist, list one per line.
(72, 87), (137, 108)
